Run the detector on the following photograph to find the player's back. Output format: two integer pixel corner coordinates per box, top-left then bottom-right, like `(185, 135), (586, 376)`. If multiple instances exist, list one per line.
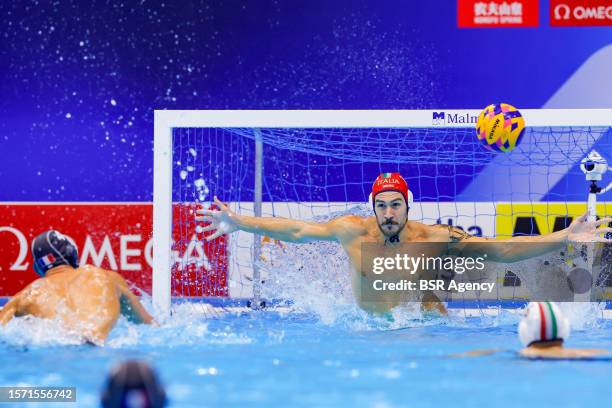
(20, 265), (121, 343)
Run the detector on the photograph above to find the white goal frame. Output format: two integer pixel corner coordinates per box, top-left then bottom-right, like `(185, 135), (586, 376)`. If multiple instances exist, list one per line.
(153, 109), (612, 315)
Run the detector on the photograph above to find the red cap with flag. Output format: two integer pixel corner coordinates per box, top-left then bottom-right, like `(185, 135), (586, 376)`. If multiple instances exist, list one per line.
(371, 173), (409, 207)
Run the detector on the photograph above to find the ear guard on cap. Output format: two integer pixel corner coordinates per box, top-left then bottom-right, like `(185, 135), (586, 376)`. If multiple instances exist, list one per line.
(518, 302), (570, 347)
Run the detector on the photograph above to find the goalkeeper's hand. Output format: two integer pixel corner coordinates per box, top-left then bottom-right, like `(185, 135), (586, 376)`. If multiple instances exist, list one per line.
(566, 212), (612, 243)
(195, 196), (238, 241)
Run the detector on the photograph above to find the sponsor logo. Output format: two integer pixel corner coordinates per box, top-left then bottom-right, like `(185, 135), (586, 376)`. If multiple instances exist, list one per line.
(0, 204), (228, 297)
(551, 0), (612, 26)
(432, 111), (478, 125)
(432, 112), (445, 125)
(554, 3), (571, 19)
(495, 202), (609, 236)
(458, 0), (539, 27)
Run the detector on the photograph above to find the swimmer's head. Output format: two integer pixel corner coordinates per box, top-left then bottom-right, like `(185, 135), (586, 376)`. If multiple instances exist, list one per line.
(101, 360), (167, 408)
(371, 173), (411, 237)
(31, 230), (79, 277)
(518, 302), (571, 347)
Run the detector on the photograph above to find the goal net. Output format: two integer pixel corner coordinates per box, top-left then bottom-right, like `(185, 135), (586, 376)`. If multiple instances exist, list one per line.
(153, 110), (611, 314)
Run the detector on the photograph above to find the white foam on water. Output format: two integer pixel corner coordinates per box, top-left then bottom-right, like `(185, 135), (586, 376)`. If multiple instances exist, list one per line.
(557, 302), (606, 331)
(0, 295), (253, 348)
(103, 296), (253, 348)
(0, 316), (84, 346)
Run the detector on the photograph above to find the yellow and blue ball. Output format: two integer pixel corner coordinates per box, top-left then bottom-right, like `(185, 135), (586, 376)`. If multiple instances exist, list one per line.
(476, 103), (525, 152)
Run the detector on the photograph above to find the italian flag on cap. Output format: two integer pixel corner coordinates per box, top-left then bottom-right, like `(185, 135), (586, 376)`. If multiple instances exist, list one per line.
(518, 301), (570, 347)
(371, 173), (409, 206)
(537, 302), (558, 342)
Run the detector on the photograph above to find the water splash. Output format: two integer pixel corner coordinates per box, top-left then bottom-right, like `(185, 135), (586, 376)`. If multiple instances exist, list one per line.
(0, 295), (253, 348)
(0, 316), (84, 346)
(259, 204), (438, 329)
(558, 302), (605, 331)
(104, 295), (252, 348)
(257, 204), (609, 332)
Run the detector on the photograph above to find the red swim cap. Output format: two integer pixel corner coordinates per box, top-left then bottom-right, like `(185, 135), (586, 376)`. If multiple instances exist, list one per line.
(371, 173), (409, 207)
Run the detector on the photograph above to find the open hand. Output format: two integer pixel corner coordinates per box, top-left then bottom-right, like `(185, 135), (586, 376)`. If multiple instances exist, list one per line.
(195, 196), (238, 241)
(567, 212), (612, 243)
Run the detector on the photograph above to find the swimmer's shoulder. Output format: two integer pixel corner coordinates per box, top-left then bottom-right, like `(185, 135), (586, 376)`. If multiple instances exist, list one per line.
(78, 265), (121, 281)
(426, 223), (453, 234)
(4, 278), (46, 314)
(332, 215), (371, 234)
(76, 265), (130, 289)
(78, 264), (107, 275)
(421, 223), (474, 242)
(401, 220), (437, 240)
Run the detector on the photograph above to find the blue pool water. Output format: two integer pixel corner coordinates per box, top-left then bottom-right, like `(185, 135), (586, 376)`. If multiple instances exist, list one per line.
(1, 306), (611, 408)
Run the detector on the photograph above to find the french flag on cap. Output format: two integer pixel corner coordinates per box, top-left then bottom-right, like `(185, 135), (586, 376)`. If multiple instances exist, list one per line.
(38, 253), (56, 269)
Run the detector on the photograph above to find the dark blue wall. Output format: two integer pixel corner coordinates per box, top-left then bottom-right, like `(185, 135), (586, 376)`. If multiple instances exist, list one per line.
(1, 1), (610, 201)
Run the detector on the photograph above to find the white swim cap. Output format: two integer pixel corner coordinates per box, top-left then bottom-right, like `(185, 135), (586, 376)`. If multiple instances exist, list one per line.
(518, 302), (570, 347)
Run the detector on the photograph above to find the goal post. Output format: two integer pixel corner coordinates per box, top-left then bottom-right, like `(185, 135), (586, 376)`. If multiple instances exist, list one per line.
(152, 109), (612, 315)
(152, 111), (174, 316)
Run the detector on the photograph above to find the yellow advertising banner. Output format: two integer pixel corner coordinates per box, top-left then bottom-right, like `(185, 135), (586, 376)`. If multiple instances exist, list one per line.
(496, 203), (611, 238)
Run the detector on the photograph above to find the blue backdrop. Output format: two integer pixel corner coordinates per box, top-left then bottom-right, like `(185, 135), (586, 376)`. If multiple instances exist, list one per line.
(1, 1), (610, 202)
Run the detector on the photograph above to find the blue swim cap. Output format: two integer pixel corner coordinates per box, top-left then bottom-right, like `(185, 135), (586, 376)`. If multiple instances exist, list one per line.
(31, 230), (79, 277)
(101, 360), (167, 408)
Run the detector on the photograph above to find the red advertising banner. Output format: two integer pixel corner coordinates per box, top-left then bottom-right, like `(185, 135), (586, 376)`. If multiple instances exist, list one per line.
(0, 203), (227, 297)
(458, 0), (539, 27)
(550, 0), (612, 26)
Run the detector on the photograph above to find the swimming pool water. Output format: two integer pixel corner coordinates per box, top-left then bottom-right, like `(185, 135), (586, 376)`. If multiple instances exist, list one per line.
(1, 310), (611, 408)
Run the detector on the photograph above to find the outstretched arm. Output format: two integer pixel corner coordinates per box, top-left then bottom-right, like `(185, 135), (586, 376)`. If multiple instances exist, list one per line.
(0, 297), (19, 325)
(196, 197), (365, 243)
(0, 286), (29, 325)
(439, 212), (611, 262)
(110, 272), (154, 324)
